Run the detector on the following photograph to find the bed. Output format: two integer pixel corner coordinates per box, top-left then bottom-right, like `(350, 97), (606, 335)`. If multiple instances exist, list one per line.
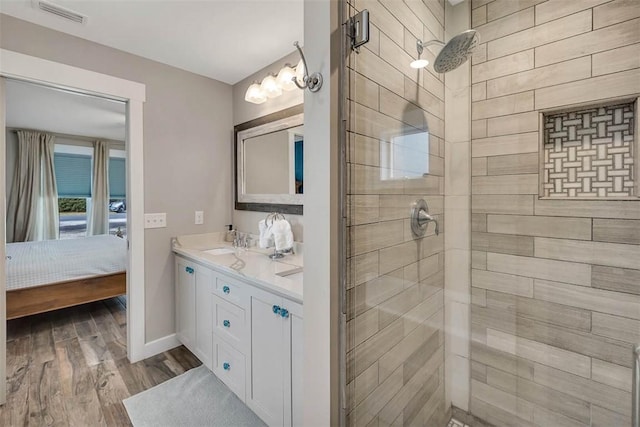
(6, 234), (127, 319)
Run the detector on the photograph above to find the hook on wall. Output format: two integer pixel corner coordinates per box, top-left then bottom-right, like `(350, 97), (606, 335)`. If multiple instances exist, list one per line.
(292, 41), (323, 93)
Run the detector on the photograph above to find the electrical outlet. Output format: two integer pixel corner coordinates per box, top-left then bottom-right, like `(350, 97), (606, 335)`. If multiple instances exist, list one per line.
(195, 211), (204, 225)
(144, 213), (167, 229)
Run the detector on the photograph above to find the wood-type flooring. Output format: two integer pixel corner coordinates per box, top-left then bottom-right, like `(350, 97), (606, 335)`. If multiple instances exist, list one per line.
(0, 297), (202, 426)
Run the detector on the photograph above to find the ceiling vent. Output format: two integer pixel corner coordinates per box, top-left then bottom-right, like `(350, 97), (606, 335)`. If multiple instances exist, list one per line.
(31, 0), (88, 24)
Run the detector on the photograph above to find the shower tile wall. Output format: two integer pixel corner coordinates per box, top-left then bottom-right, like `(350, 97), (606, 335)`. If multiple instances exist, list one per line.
(470, 0), (640, 426)
(345, 0), (447, 425)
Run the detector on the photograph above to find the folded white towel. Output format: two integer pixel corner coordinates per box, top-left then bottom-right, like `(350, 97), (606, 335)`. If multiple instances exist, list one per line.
(270, 219), (294, 251)
(258, 219), (274, 249)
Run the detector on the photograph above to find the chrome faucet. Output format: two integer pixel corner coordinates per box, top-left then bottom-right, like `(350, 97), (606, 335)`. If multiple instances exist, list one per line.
(411, 199), (440, 237)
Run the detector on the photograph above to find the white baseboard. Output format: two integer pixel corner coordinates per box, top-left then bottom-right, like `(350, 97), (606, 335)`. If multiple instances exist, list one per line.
(143, 333), (181, 359)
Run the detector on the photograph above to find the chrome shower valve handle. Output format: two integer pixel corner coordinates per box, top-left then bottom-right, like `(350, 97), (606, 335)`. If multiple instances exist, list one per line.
(411, 199), (439, 237)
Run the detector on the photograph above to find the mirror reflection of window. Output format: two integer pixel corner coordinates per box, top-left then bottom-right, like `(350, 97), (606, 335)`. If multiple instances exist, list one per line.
(380, 130), (430, 181)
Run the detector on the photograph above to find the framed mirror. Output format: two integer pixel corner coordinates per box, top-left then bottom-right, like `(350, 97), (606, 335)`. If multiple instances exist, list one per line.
(234, 105), (303, 214)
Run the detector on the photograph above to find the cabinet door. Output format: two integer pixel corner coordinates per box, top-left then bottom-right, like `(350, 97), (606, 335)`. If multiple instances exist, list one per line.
(248, 289), (285, 427)
(288, 303), (303, 427)
(194, 266), (213, 369)
(175, 257), (196, 352)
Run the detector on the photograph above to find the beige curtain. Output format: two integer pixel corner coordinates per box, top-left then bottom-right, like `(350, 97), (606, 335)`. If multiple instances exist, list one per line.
(6, 130), (59, 242)
(87, 140), (110, 235)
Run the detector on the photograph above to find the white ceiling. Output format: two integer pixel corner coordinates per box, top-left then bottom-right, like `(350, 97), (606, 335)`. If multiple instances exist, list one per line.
(0, 0), (304, 85)
(6, 79), (127, 140)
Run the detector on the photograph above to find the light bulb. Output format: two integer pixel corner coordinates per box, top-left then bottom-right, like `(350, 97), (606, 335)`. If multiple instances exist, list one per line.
(261, 74), (282, 98)
(295, 58), (305, 86)
(244, 82), (267, 104)
(410, 59), (429, 69)
(277, 64), (297, 91)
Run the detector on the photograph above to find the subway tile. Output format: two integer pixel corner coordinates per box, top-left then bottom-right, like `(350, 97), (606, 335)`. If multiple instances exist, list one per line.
(351, 103), (407, 143)
(471, 82), (486, 102)
(347, 307), (380, 351)
(350, 70), (380, 111)
(351, 220), (405, 255)
(379, 34), (423, 86)
(471, 379), (534, 421)
(350, 133), (381, 167)
(379, 240), (421, 275)
(535, 0), (611, 25)
(404, 252), (442, 287)
(472, 232), (534, 256)
(535, 18), (640, 67)
(354, 46), (405, 96)
(472, 50), (534, 83)
(533, 406), (589, 427)
(592, 265), (640, 295)
(350, 362), (379, 408)
(469, 396), (536, 427)
(352, 251), (380, 287)
(471, 250), (487, 269)
(592, 312), (640, 344)
(471, 119), (487, 139)
(593, 0), (640, 29)
(487, 215), (591, 240)
(380, 195), (443, 222)
(471, 287), (487, 307)
(472, 132), (538, 157)
(534, 199), (640, 219)
(356, 0), (404, 44)
(471, 157), (487, 176)
(486, 367), (590, 424)
(486, 329), (591, 377)
(486, 152), (538, 176)
(404, 77), (444, 120)
(404, 292), (444, 338)
(486, 56), (591, 98)
(488, 10), (592, 60)
(352, 363), (404, 427)
(488, 253), (591, 286)
(423, 0), (444, 26)
(471, 269), (533, 297)
(471, 5), (487, 27)
(486, 111), (539, 137)
(535, 68), (640, 110)
(471, 43), (487, 65)
(472, 194), (534, 214)
(405, 0), (443, 40)
(379, 87), (437, 135)
(474, 8), (534, 43)
(591, 405), (631, 427)
(593, 219), (640, 245)
(533, 364), (632, 417)
(472, 0), (494, 9)
(485, 291), (592, 332)
(470, 341), (535, 380)
(591, 358), (632, 392)
(486, 0), (546, 22)
(351, 163), (404, 195)
(423, 70), (445, 101)
(593, 42), (640, 76)
(350, 195), (380, 225)
(472, 174), (538, 194)
(379, 0), (426, 41)
(534, 279), (640, 320)
(472, 91), (534, 120)
(349, 269), (405, 319)
(534, 237), (640, 270)
(347, 314), (404, 380)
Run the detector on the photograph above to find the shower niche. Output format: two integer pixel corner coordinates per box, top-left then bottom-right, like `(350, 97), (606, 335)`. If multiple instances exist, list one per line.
(541, 98), (639, 199)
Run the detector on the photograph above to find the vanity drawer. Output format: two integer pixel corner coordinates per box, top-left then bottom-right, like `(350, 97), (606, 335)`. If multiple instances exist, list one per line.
(212, 335), (246, 401)
(213, 295), (247, 350)
(214, 274), (250, 309)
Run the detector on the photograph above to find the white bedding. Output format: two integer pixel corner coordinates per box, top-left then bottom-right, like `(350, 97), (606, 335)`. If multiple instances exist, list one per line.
(6, 235), (127, 291)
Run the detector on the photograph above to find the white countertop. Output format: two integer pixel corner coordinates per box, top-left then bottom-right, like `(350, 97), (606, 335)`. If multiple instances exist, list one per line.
(172, 232), (303, 304)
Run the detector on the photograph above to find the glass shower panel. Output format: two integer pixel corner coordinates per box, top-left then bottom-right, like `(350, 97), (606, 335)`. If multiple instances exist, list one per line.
(344, 0), (448, 425)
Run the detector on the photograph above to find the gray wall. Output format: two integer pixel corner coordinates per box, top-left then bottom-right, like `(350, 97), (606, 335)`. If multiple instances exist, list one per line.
(232, 51), (304, 240)
(0, 14), (234, 342)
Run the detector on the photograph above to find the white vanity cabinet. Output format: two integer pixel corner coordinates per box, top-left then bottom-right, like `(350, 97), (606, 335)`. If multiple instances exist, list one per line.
(247, 286), (303, 427)
(175, 256), (213, 369)
(174, 253), (303, 427)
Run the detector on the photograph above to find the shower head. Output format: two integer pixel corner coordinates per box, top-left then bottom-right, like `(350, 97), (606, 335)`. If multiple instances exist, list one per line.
(433, 29), (479, 73)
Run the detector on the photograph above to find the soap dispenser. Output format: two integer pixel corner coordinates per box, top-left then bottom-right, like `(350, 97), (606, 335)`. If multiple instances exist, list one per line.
(224, 224), (235, 242)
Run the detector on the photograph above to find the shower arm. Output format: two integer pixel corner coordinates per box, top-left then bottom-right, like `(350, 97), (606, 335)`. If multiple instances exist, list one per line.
(416, 39), (446, 55)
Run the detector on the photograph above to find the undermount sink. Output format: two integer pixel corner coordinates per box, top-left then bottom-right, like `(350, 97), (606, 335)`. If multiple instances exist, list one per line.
(203, 247), (235, 256)
(276, 265), (303, 278)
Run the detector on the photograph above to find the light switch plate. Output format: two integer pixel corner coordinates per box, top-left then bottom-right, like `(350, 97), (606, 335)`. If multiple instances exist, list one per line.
(144, 213), (166, 228)
(195, 211), (204, 225)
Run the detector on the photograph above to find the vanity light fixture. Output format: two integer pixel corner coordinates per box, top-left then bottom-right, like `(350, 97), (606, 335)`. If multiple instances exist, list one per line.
(410, 39), (430, 69)
(244, 81), (267, 104)
(244, 41), (323, 104)
(276, 64), (297, 91)
(261, 73), (282, 98)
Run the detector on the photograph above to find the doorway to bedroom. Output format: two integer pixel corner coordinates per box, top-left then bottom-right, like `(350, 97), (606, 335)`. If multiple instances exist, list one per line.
(3, 78), (130, 364)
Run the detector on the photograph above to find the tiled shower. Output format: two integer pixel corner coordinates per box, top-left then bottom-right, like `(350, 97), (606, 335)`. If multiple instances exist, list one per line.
(343, 0), (640, 426)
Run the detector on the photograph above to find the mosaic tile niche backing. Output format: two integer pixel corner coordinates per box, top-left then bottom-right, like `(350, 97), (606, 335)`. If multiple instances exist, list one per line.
(542, 101), (636, 198)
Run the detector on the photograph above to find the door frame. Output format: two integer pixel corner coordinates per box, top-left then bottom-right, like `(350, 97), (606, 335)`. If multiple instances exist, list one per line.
(0, 48), (147, 404)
